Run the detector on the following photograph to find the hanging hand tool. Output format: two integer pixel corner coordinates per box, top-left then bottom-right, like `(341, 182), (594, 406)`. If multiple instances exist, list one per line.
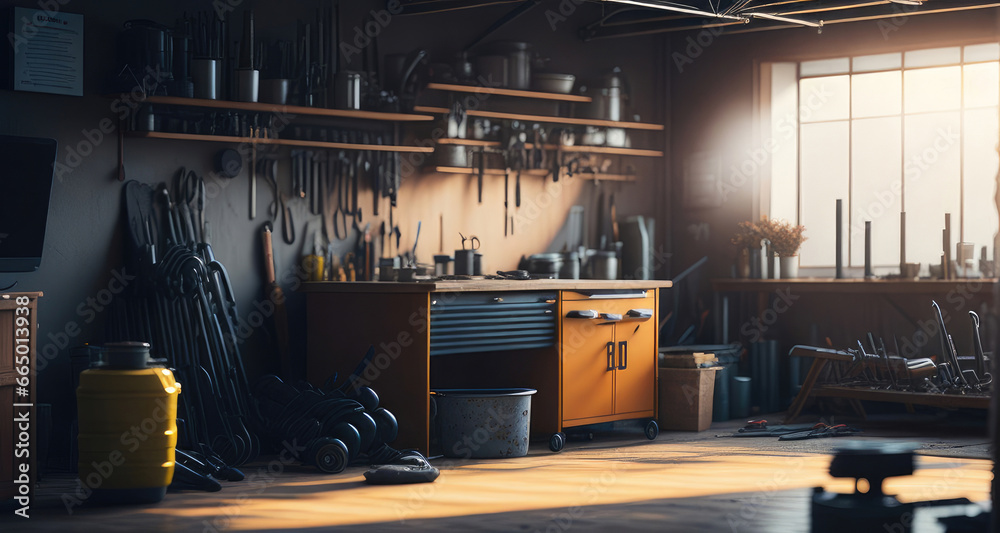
(552, 129), (564, 182)
(263, 157), (278, 223)
(262, 223), (291, 377)
(389, 204), (396, 258)
(280, 193), (295, 244)
(504, 167), (509, 237)
(380, 221), (386, 258)
(373, 136), (383, 217)
(249, 126), (257, 220)
(298, 151), (306, 199)
(351, 142), (362, 223)
(477, 145), (485, 204)
(313, 152), (322, 216)
(391, 136), (400, 207)
(290, 150), (299, 198)
(332, 152), (347, 240)
(409, 221), (421, 267)
(610, 192), (619, 243)
(322, 157), (335, 244)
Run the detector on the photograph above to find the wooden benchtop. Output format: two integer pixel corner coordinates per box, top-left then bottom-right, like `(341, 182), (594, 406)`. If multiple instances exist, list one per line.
(300, 279), (672, 294)
(711, 277), (996, 295)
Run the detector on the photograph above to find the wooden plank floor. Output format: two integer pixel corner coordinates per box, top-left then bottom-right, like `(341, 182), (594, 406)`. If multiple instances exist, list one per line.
(5, 417), (992, 532)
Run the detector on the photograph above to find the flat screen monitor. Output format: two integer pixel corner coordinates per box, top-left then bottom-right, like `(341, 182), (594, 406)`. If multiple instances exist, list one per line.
(0, 135), (57, 272)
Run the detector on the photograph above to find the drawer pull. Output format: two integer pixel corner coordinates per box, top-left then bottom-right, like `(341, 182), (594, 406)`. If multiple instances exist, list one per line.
(566, 309), (599, 319)
(600, 313), (622, 322)
(626, 309), (653, 319)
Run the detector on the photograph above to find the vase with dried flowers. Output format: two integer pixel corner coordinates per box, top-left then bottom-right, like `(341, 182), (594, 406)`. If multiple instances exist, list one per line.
(731, 220), (764, 278)
(757, 217), (807, 278)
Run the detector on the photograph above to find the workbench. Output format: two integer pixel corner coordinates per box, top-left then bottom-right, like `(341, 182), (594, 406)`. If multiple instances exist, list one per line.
(712, 278), (996, 345)
(300, 279), (672, 454)
(710, 279), (994, 420)
(783, 344), (990, 424)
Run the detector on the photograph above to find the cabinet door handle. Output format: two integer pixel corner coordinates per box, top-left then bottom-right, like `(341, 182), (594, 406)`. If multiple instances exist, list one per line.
(618, 341), (627, 370)
(606, 342), (615, 371)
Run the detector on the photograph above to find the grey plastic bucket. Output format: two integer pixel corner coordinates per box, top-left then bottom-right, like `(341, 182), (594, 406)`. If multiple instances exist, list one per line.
(432, 388), (535, 458)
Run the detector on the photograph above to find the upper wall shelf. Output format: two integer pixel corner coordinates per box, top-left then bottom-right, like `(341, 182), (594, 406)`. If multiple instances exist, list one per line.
(435, 137), (663, 157)
(127, 131), (435, 153)
(424, 82), (592, 103)
(413, 105), (664, 131)
(138, 95), (436, 122)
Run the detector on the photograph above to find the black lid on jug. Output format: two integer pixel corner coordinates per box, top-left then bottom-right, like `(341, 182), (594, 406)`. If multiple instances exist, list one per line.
(103, 342), (152, 369)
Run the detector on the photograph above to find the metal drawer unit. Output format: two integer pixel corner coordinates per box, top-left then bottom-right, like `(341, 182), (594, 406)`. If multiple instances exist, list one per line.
(429, 291), (557, 356)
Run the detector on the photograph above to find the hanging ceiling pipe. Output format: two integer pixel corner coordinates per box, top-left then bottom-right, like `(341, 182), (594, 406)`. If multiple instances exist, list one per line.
(751, 11), (822, 27)
(778, 1), (887, 16)
(600, 0), (748, 21)
(584, 0), (1000, 40)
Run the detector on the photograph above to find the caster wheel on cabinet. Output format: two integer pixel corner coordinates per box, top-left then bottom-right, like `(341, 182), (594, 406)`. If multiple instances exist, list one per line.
(549, 432), (566, 452)
(644, 420), (659, 440)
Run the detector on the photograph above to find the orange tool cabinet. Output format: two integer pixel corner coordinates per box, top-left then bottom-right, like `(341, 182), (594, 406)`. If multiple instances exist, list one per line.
(301, 280), (670, 455)
(556, 290), (659, 451)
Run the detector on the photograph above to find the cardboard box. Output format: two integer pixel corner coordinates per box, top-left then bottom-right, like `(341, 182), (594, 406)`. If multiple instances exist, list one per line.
(658, 367), (719, 431)
(658, 351), (719, 368)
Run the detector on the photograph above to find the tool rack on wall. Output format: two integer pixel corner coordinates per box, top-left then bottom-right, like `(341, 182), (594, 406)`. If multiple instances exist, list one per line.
(417, 82), (665, 183)
(113, 95), (437, 179)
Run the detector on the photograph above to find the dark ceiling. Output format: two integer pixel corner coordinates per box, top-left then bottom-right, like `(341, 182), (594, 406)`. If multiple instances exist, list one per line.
(397, 0), (1000, 40)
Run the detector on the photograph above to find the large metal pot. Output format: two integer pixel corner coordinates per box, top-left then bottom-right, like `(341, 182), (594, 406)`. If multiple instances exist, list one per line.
(481, 41), (532, 89)
(528, 253), (562, 278)
(474, 55), (508, 88)
(578, 67), (628, 121)
(119, 20), (174, 80)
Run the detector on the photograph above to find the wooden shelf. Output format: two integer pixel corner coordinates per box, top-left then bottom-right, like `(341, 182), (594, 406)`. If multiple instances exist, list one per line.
(433, 166), (634, 182)
(436, 138), (500, 147)
(434, 138), (662, 157)
(550, 144), (663, 157)
(434, 166), (550, 176)
(414, 105), (664, 131)
(140, 95), (436, 122)
(578, 173), (636, 182)
(127, 131), (435, 153)
(425, 82), (592, 103)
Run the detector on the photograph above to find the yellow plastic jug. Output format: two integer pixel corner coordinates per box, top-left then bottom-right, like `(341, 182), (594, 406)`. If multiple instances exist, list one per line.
(76, 342), (180, 503)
